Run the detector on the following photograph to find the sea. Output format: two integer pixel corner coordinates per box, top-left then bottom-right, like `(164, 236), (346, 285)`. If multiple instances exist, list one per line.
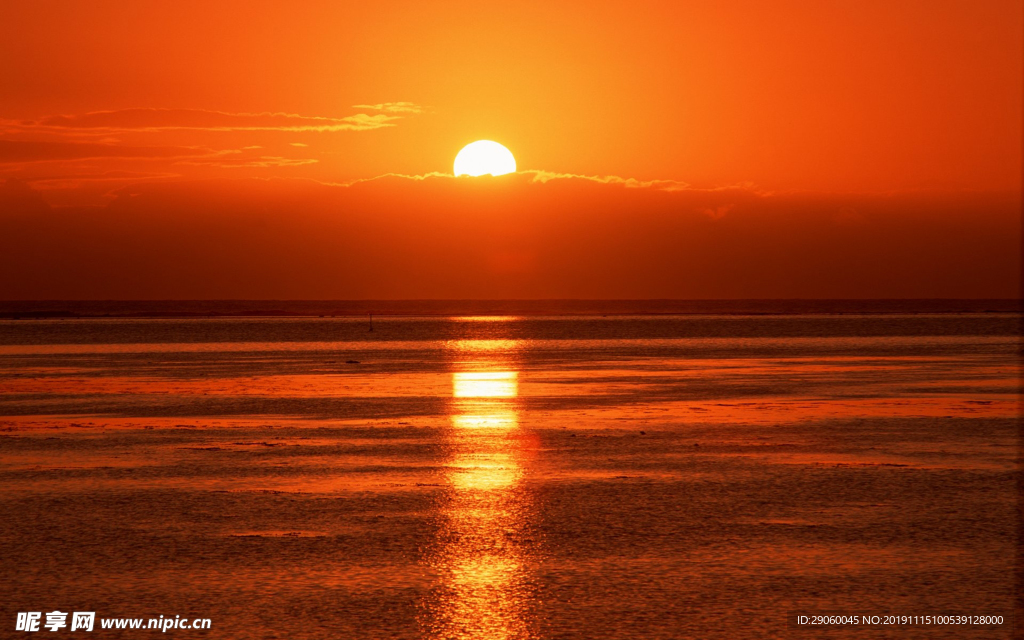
(0, 302), (1019, 639)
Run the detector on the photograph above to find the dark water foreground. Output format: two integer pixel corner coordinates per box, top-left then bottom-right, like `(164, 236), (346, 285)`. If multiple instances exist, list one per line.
(0, 314), (1019, 639)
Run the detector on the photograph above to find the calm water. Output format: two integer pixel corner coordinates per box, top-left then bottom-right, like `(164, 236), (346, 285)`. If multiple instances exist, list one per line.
(0, 315), (1019, 639)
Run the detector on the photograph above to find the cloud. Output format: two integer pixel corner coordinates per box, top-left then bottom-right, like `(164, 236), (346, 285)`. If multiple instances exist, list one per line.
(0, 176), (1017, 300)
(22, 170), (180, 190)
(0, 139), (207, 163)
(347, 169), (756, 200)
(2, 108), (412, 135)
(525, 170), (691, 191)
(0, 106), (423, 189)
(703, 203), (735, 219)
(180, 156), (319, 169)
(342, 171), (758, 211)
(0, 178), (50, 214)
(351, 102), (425, 114)
(0, 139), (320, 172)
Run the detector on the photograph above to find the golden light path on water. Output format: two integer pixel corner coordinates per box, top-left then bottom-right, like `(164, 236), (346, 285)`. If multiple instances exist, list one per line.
(423, 337), (535, 640)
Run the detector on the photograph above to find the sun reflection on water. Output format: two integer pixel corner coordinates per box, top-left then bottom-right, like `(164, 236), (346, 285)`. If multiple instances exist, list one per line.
(423, 339), (535, 640)
(452, 372), (518, 399)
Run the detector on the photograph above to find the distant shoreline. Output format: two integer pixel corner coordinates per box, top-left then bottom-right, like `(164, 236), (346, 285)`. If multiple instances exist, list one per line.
(0, 299), (1020, 319)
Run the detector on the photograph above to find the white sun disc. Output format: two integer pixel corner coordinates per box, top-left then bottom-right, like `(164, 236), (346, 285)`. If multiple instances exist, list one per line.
(453, 140), (516, 177)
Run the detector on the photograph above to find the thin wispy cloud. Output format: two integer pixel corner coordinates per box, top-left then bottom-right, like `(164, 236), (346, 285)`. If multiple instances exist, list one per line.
(344, 169), (694, 192)
(22, 170), (181, 190)
(351, 102), (425, 114)
(0, 104), (421, 189)
(0, 139), (208, 163)
(525, 170), (691, 191)
(1, 108), (407, 134)
(180, 156), (319, 169)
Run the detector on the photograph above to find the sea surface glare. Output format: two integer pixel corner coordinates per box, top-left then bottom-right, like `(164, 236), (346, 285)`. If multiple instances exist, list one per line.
(0, 314), (1018, 639)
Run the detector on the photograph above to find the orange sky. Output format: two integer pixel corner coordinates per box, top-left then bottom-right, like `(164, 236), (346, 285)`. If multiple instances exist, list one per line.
(0, 0), (1021, 299)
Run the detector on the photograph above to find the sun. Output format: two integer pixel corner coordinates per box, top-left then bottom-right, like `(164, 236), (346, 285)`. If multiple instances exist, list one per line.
(453, 140), (516, 177)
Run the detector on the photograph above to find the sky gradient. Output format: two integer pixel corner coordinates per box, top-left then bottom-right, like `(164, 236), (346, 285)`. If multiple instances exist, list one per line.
(1, 0), (1021, 299)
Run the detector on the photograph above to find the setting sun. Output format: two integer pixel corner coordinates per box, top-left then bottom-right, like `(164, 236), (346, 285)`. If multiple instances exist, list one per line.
(453, 140), (517, 177)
